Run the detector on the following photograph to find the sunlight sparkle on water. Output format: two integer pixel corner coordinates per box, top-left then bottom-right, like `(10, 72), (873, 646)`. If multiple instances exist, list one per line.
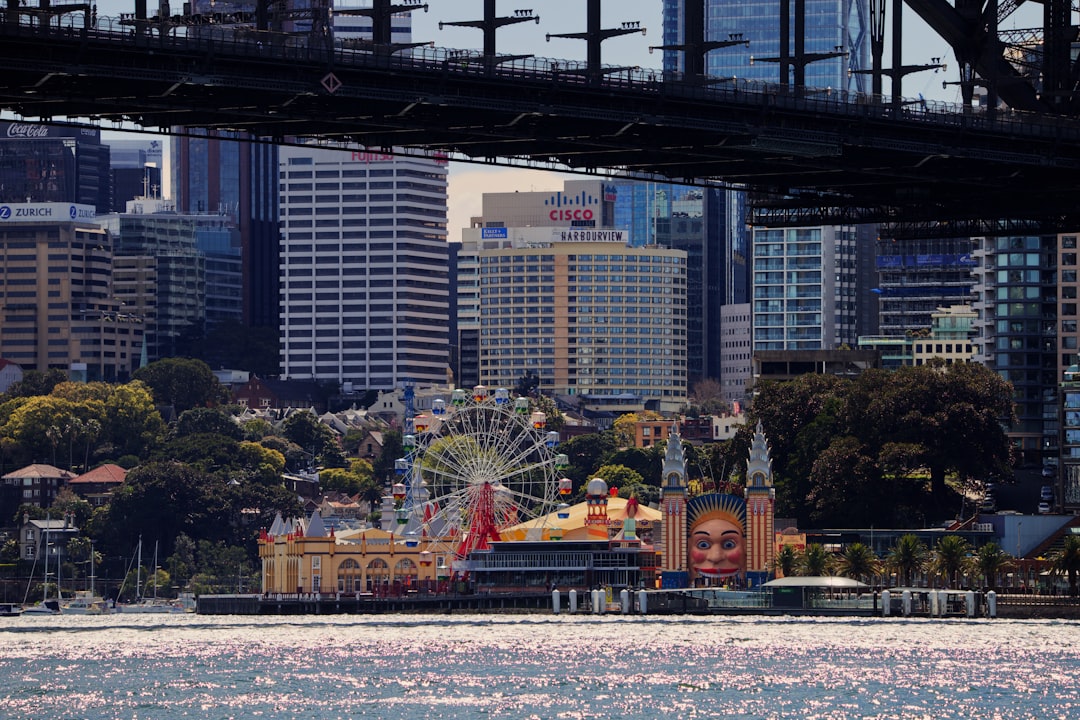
(1, 615), (1078, 719)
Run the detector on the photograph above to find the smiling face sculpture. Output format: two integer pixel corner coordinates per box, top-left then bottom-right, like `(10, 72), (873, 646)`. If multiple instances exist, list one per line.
(686, 494), (747, 583)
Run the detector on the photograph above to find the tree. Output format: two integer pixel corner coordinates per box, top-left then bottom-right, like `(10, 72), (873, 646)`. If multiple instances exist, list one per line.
(103, 381), (166, 459)
(688, 378), (729, 415)
(173, 407), (243, 440)
(3, 368), (69, 399)
(513, 371), (539, 399)
(887, 534), (929, 587)
(319, 467), (365, 495)
(241, 418), (274, 442)
(279, 411), (340, 468)
(592, 464), (644, 493)
(133, 358), (229, 413)
(612, 411), (664, 448)
(49, 487), (93, 529)
(372, 429), (403, 484)
(836, 542), (880, 584)
(1049, 535), (1080, 596)
(773, 544), (799, 578)
(971, 542), (1012, 592)
(800, 543), (832, 576)
(557, 431), (619, 487)
(931, 535), (972, 588)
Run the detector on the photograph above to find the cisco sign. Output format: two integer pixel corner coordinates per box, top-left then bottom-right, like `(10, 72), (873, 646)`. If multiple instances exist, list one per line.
(0, 203), (96, 222)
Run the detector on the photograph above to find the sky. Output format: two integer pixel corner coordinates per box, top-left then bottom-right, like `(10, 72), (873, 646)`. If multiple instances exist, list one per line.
(81, 0), (1043, 235)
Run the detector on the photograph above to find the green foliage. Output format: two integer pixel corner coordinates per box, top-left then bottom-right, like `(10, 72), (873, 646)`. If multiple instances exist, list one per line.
(319, 467), (365, 495)
(750, 363), (1015, 527)
(13, 503), (46, 526)
(1049, 535), (1080, 596)
(241, 418), (274, 442)
(49, 487), (93, 529)
(174, 407), (243, 440)
(592, 464), (645, 492)
(133, 358), (229, 413)
(971, 542), (1013, 591)
(773, 544), (799, 577)
(836, 542), (880, 582)
(3, 368), (69, 398)
(887, 534), (929, 587)
(931, 535), (972, 587)
(372, 429), (403, 483)
(279, 411), (341, 469)
(557, 431), (619, 485)
(800, 543), (832, 576)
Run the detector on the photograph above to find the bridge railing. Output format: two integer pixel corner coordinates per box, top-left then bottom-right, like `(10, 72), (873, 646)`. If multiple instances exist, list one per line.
(6, 14), (1080, 145)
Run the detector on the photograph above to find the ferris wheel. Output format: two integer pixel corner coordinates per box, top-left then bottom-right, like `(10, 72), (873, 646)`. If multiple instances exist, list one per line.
(400, 386), (564, 565)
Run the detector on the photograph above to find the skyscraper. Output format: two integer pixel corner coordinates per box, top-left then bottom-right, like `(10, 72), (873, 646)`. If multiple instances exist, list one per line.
(611, 180), (749, 385)
(171, 131), (279, 331)
(662, 0), (870, 91)
(0, 202), (140, 380)
(278, 145), (450, 391)
(0, 122), (111, 213)
(458, 180), (689, 414)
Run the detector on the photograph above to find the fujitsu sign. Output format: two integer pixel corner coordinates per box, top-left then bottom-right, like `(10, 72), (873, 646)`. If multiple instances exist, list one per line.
(5, 123), (50, 139)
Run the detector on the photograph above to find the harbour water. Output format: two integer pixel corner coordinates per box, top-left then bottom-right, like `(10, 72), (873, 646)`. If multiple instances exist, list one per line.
(1, 613), (1077, 719)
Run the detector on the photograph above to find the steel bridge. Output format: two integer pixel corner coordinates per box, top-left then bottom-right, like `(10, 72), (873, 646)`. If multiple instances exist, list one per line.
(2, 1), (1080, 238)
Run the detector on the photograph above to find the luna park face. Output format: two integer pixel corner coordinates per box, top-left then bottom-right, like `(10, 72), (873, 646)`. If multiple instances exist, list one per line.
(688, 516), (745, 580)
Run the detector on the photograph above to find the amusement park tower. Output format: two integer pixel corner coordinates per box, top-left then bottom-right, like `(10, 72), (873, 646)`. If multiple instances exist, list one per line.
(660, 423), (689, 588)
(744, 421), (776, 586)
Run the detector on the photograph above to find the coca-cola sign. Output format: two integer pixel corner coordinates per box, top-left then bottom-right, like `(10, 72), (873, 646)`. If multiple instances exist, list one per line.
(5, 123), (50, 138)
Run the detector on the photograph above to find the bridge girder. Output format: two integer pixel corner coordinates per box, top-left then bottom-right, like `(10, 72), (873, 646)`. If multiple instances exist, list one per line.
(2, 20), (1080, 234)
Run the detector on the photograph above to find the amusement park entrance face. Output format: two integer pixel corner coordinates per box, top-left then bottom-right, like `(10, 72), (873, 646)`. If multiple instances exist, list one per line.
(688, 516), (745, 581)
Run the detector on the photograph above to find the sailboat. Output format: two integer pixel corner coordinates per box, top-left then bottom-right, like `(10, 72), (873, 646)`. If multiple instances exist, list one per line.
(61, 540), (110, 615)
(117, 537), (180, 613)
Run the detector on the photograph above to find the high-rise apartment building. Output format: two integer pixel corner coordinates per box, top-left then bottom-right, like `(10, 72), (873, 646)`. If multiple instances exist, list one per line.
(972, 235), (1059, 462)
(279, 145), (449, 391)
(719, 303), (752, 405)
(752, 225), (861, 351)
(0, 202), (141, 380)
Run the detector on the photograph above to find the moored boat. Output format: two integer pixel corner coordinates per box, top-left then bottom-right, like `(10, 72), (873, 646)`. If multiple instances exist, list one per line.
(0, 602), (23, 617)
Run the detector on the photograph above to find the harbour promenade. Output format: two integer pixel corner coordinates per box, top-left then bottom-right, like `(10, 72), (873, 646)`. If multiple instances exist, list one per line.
(195, 588), (1080, 619)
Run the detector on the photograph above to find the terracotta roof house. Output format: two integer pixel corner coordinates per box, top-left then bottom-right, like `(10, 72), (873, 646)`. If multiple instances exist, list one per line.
(1, 464), (77, 509)
(68, 464), (128, 507)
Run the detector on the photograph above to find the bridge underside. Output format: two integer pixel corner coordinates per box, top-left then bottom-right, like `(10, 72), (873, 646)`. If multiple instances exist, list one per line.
(2, 22), (1080, 237)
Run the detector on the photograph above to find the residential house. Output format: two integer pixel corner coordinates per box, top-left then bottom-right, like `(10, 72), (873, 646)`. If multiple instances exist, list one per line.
(67, 464), (127, 507)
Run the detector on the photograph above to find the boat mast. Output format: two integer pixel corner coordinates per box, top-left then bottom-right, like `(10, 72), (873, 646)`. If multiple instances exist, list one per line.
(136, 535), (142, 601)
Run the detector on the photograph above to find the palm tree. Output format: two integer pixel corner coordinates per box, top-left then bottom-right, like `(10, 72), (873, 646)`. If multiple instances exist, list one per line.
(931, 535), (972, 588)
(800, 543), (832, 577)
(887, 534), (929, 587)
(970, 542), (1013, 592)
(1049, 535), (1080, 596)
(836, 542), (880, 584)
(773, 544), (799, 578)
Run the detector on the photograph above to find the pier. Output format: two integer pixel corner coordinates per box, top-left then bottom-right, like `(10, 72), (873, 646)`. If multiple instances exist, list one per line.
(194, 588), (1080, 618)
